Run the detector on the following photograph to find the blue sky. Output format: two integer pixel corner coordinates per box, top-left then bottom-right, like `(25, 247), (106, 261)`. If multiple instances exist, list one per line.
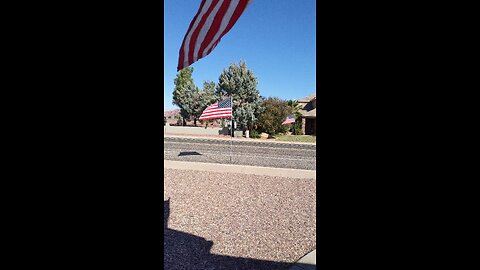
(164, 0), (316, 110)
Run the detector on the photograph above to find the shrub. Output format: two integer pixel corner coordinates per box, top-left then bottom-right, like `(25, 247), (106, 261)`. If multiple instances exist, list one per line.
(250, 129), (261, 139)
(292, 123), (304, 135)
(257, 97), (290, 136)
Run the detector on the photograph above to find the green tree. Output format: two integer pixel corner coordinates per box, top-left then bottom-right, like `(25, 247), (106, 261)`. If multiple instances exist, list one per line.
(191, 81), (219, 126)
(200, 81), (218, 109)
(287, 99), (303, 134)
(257, 97), (291, 136)
(172, 67), (196, 126)
(216, 61), (263, 132)
(287, 100), (302, 119)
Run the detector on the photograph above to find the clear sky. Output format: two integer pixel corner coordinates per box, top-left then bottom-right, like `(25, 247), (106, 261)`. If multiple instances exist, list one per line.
(164, 0), (316, 110)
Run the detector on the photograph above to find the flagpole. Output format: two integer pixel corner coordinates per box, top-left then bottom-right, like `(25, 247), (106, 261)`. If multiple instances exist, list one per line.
(230, 95), (233, 163)
(231, 95), (234, 138)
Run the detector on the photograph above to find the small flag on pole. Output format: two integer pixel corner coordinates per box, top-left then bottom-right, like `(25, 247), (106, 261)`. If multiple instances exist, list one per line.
(177, 0), (252, 71)
(199, 98), (233, 120)
(282, 115), (295, 125)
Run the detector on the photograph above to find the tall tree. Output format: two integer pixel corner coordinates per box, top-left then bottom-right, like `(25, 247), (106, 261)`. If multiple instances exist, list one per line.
(216, 61), (263, 132)
(199, 84), (215, 128)
(189, 81), (219, 127)
(172, 67), (196, 126)
(200, 81), (218, 109)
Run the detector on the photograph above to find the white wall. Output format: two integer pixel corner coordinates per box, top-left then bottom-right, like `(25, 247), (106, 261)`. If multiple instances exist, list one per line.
(164, 126), (226, 136)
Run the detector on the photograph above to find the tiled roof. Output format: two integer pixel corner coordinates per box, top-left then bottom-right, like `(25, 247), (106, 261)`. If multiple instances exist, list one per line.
(298, 92), (316, 118)
(298, 93), (316, 103)
(300, 108), (316, 118)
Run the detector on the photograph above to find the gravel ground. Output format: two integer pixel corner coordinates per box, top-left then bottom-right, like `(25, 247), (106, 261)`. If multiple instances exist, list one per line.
(164, 168), (316, 270)
(165, 136), (316, 148)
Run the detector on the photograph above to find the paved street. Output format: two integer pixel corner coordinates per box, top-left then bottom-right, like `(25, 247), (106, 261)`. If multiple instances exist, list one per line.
(164, 136), (316, 170)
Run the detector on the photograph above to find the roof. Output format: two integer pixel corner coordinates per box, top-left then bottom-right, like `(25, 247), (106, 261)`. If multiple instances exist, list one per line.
(298, 93), (317, 118)
(300, 108), (316, 118)
(298, 93), (316, 103)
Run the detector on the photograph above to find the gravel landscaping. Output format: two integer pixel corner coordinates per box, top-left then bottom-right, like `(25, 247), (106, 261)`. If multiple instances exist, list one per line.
(164, 137), (316, 170)
(164, 168), (316, 270)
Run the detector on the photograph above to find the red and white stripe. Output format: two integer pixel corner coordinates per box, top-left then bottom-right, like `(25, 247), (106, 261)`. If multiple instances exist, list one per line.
(177, 0), (252, 71)
(282, 118), (295, 125)
(199, 103), (232, 120)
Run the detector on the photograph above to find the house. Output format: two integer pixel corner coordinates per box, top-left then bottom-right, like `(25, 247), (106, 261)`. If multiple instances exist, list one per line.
(298, 93), (316, 135)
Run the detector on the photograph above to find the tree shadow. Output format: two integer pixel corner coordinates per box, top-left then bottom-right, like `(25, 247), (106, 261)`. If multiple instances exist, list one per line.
(164, 199), (312, 270)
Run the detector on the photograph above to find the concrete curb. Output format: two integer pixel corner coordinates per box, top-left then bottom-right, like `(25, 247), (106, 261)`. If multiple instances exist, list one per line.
(164, 160), (316, 179)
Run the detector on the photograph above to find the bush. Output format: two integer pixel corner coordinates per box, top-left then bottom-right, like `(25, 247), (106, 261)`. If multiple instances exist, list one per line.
(292, 123), (303, 135)
(250, 129), (261, 139)
(257, 97), (290, 136)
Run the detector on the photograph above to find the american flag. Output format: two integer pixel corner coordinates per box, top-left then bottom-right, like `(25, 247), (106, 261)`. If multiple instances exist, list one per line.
(199, 98), (232, 120)
(282, 115), (295, 125)
(177, 0), (252, 71)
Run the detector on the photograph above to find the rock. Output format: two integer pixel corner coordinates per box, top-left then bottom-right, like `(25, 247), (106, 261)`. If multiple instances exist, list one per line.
(260, 133), (269, 139)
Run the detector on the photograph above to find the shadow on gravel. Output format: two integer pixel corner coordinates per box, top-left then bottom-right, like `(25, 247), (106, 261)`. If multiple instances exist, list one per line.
(164, 199), (309, 270)
(178, 151), (202, 156)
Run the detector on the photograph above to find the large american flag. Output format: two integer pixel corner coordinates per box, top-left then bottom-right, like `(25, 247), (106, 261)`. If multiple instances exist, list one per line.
(199, 98), (232, 120)
(177, 0), (252, 71)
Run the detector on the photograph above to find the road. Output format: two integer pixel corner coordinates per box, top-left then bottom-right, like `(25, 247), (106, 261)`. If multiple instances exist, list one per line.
(164, 137), (316, 170)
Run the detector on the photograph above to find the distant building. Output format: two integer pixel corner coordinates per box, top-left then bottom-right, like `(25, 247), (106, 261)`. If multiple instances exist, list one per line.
(298, 94), (316, 135)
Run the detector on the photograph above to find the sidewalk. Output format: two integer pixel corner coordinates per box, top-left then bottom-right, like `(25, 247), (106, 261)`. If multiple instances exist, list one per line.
(289, 249), (316, 270)
(164, 160), (316, 179)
